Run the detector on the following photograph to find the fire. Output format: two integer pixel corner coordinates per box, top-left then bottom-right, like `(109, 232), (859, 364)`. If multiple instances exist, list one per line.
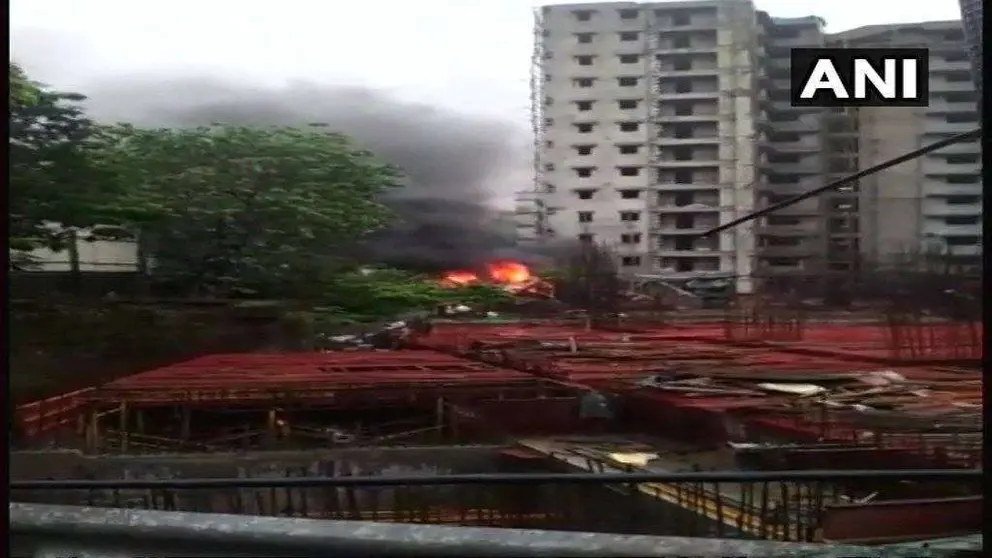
(439, 260), (552, 299)
(443, 270), (479, 286)
(441, 261), (533, 286)
(486, 261), (532, 285)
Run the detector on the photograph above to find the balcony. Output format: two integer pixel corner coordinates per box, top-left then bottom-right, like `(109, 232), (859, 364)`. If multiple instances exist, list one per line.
(655, 136), (721, 147)
(761, 140), (823, 153)
(758, 201), (821, 215)
(613, 105), (652, 121)
(922, 181), (982, 196)
(651, 46), (718, 56)
(929, 80), (977, 92)
(653, 114), (720, 123)
(923, 120), (980, 135)
(764, 118), (820, 133)
(655, 91), (720, 101)
(652, 68), (720, 79)
(754, 224), (820, 236)
(758, 162), (821, 175)
(948, 244), (982, 257)
(613, 242), (645, 254)
(924, 224), (984, 237)
(755, 263), (808, 275)
(928, 141), (981, 155)
(758, 184), (819, 197)
(654, 226), (716, 235)
(925, 101), (978, 114)
(655, 158), (721, 168)
(612, 173), (652, 188)
(924, 203), (983, 216)
(653, 182), (723, 190)
(757, 244), (820, 258)
(612, 128), (651, 143)
(569, 175), (607, 189)
(655, 248), (725, 257)
(654, 22), (719, 33)
(655, 203), (722, 213)
(562, 87), (602, 101)
(921, 159), (981, 176)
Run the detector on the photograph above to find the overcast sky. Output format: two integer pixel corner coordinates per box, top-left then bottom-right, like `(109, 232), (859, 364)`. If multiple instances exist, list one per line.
(11, 0), (965, 205)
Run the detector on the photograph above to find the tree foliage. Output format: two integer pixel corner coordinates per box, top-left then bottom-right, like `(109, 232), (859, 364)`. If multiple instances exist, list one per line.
(93, 124), (404, 296)
(9, 64), (508, 320)
(317, 268), (514, 323)
(9, 62), (122, 253)
(9, 62), (40, 106)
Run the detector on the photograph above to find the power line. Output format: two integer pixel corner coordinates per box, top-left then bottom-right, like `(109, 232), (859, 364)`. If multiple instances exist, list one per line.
(699, 128), (982, 238)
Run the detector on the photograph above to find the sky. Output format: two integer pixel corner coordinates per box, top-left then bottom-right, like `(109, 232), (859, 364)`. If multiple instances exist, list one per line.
(11, 0), (966, 206)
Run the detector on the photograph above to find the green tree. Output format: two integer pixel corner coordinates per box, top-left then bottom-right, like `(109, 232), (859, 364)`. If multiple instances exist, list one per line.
(96, 124), (403, 297)
(9, 62), (118, 255)
(9, 62), (40, 106)
(317, 267), (514, 323)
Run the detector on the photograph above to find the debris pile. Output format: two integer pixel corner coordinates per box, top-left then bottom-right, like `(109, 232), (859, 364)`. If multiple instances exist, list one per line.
(439, 260), (555, 299)
(316, 315), (433, 350)
(632, 369), (983, 468)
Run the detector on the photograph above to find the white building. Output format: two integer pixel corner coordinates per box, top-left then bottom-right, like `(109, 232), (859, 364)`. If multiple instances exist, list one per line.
(520, 2), (981, 294)
(526, 0), (761, 294)
(829, 22), (982, 269)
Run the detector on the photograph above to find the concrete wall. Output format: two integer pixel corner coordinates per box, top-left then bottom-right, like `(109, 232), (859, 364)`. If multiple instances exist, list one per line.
(12, 446), (513, 518)
(831, 21), (982, 268)
(27, 240), (140, 272)
(754, 16), (828, 281)
(857, 106), (927, 263)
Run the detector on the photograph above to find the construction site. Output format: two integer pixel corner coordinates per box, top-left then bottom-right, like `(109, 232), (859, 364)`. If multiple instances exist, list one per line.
(9, 2), (984, 552)
(11, 250), (983, 545)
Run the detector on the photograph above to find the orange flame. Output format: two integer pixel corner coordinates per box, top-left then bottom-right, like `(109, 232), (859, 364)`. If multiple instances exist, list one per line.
(438, 260), (552, 298)
(486, 261), (532, 285)
(440, 261), (534, 287)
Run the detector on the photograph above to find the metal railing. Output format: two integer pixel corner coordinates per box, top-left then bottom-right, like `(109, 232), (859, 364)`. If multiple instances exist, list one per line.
(12, 470), (982, 545)
(14, 502), (982, 558)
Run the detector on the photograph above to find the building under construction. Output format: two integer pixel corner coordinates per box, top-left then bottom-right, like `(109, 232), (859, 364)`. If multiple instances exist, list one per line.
(13, 301), (982, 544)
(516, 1), (982, 300)
(10, 1), (983, 552)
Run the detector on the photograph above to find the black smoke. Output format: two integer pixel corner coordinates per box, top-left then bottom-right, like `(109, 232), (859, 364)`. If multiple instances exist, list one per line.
(63, 76), (546, 270)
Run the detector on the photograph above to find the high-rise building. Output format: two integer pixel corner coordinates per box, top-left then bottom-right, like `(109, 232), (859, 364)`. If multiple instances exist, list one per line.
(957, 0), (983, 93)
(526, 0), (762, 294)
(518, 1), (981, 293)
(752, 15), (830, 290)
(825, 22), (982, 271)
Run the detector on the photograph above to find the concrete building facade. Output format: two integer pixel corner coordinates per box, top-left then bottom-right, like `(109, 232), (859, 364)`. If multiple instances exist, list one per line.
(826, 22), (982, 270)
(525, 0), (761, 294)
(753, 14), (830, 286)
(957, 0), (983, 93)
(519, 1), (981, 292)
